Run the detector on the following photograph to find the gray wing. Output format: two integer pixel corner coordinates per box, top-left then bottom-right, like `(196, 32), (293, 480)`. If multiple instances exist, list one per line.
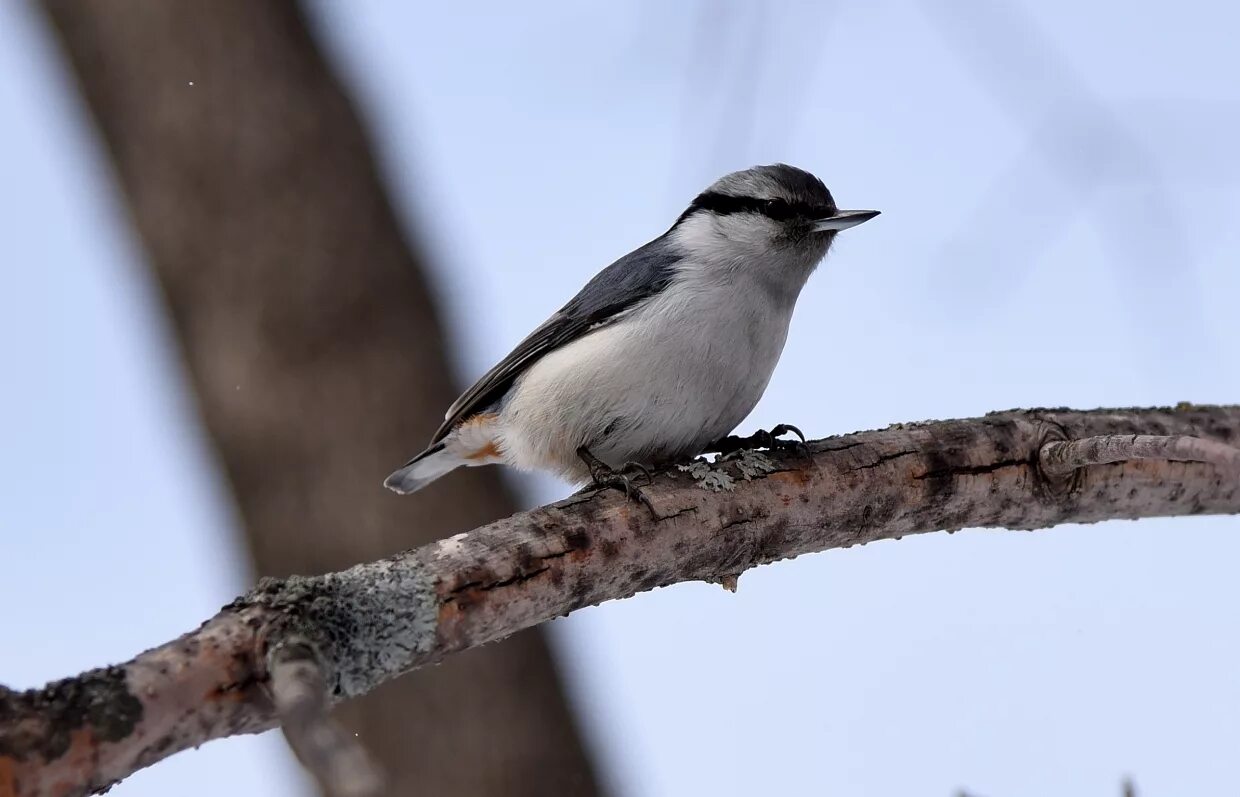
(430, 234), (681, 444)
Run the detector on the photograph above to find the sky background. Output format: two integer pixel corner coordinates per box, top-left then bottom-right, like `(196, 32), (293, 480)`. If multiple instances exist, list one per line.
(3, 1), (1239, 795)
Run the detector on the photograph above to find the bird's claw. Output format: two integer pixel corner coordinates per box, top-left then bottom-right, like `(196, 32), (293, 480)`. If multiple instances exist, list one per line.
(766, 424), (813, 463)
(617, 459), (653, 483)
(576, 447), (658, 514)
(756, 423), (805, 449)
(705, 423), (812, 464)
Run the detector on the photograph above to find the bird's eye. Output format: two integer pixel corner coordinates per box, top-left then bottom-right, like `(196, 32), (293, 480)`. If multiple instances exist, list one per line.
(763, 199), (793, 220)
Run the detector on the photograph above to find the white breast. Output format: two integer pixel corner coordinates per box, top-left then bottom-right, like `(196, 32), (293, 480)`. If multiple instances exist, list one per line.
(495, 263), (797, 482)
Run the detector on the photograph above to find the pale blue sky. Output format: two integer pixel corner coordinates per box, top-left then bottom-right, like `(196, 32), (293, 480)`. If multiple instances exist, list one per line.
(2, 2), (1238, 795)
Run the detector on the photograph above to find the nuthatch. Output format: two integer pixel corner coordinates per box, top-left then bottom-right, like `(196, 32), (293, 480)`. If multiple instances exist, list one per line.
(386, 164), (878, 495)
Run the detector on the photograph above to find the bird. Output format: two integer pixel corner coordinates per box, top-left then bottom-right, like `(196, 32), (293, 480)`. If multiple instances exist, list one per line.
(384, 163), (879, 496)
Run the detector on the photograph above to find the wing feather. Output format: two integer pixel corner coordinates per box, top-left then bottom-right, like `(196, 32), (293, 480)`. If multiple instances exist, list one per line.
(430, 235), (680, 444)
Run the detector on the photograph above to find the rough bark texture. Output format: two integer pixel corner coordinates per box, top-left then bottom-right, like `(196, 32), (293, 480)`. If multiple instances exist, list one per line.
(4, 406), (1238, 797)
(36, 2), (599, 796)
(1041, 433), (1240, 474)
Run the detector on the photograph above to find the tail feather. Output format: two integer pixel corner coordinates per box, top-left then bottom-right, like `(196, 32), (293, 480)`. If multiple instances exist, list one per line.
(383, 443), (459, 494)
(385, 413), (503, 495)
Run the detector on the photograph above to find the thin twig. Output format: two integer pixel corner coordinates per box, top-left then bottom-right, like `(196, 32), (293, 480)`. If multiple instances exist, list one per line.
(1039, 434), (1240, 476)
(268, 639), (384, 797)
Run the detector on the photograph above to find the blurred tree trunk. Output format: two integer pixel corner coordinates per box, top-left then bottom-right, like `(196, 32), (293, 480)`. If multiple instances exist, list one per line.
(38, 2), (600, 795)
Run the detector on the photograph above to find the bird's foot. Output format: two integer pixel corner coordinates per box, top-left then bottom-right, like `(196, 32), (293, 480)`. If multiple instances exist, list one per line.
(575, 447), (658, 514)
(704, 423), (812, 465)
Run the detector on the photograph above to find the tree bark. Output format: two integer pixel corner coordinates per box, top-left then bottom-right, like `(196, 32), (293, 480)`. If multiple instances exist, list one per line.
(36, 2), (599, 796)
(3, 405), (1237, 797)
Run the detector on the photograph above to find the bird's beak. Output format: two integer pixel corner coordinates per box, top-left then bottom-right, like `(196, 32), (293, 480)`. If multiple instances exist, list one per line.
(812, 209), (881, 232)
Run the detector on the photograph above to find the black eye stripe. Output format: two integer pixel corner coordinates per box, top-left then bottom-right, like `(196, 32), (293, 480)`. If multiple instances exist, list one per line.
(675, 191), (833, 226)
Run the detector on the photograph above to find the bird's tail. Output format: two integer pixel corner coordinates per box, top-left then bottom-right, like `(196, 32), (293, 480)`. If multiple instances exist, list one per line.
(383, 413), (504, 495)
(383, 443), (459, 494)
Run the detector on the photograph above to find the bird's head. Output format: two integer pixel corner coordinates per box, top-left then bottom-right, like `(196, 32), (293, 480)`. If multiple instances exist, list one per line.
(671, 164), (879, 285)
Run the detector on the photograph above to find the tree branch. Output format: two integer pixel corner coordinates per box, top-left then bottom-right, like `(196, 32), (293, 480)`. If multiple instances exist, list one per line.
(3, 405), (1238, 797)
(1040, 434), (1240, 475)
(267, 640), (382, 797)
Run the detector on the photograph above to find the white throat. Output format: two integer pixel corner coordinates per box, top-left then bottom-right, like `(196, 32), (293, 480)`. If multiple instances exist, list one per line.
(669, 213), (830, 307)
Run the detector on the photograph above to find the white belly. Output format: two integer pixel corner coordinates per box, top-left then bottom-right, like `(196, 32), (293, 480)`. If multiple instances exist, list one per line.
(495, 278), (793, 482)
